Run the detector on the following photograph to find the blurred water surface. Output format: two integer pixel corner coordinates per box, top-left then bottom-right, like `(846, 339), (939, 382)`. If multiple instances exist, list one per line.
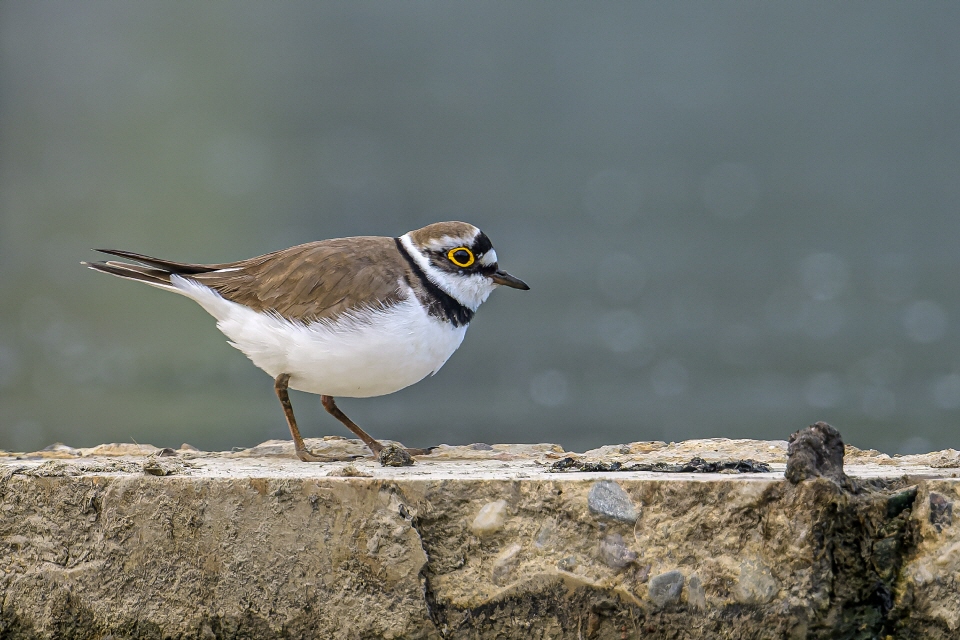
(2, 3), (959, 454)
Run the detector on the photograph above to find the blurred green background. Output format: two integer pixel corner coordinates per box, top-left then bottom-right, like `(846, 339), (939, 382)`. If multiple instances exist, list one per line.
(2, 2), (959, 455)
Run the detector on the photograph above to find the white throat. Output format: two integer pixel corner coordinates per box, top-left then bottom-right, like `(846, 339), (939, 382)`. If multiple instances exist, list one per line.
(399, 233), (496, 312)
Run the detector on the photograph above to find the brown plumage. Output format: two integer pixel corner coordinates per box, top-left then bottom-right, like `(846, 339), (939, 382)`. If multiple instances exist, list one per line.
(91, 237), (414, 323)
(407, 221), (477, 246)
(193, 238), (412, 322)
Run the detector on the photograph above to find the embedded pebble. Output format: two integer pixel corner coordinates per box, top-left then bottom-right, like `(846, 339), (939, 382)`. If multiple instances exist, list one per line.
(142, 456), (185, 476)
(634, 563), (652, 584)
(598, 533), (637, 569)
(492, 542), (523, 585)
(587, 480), (638, 523)
(648, 570), (685, 607)
(471, 500), (508, 536)
(686, 572), (706, 610)
(557, 556), (578, 572)
(535, 521), (555, 548)
(734, 560), (778, 604)
(930, 493), (953, 532)
(327, 464), (373, 478)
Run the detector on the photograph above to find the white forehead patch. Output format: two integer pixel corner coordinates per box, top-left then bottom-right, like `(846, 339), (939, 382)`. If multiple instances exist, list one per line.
(478, 249), (498, 266)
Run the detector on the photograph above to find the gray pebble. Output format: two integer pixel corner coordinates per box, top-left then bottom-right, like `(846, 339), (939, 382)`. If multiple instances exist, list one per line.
(686, 572), (706, 610)
(535, 521), (555, 548)
(142, 456), (185, 476)
(734, 560), (778, 604)
(588, 480), (638, 523)
(599, 533), (637, 569)
(634, 563), (651, 584)
(491, 542), (522, 586)
(930, 492), (953, 532)
(648, 570), (684, 608)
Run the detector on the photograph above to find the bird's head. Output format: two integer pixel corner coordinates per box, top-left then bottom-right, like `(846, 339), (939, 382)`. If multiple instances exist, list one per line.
(400, 221), (529, 311)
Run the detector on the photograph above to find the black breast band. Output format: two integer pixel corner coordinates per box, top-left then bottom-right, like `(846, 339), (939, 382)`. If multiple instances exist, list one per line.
(394, 237), (474, 327)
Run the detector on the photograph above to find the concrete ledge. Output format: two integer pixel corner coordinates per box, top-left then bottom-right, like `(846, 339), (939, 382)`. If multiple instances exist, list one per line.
(1, 436), (958, 639)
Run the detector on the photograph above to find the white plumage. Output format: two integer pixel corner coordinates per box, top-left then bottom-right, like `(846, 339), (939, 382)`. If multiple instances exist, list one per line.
(173, 275), (468, 397)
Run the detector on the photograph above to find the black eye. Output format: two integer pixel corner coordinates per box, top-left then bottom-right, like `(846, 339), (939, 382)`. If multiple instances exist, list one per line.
(447, 247), (475, 268)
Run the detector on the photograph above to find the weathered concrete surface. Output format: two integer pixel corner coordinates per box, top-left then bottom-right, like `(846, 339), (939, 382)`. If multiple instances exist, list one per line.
(0, 436), (958, 639)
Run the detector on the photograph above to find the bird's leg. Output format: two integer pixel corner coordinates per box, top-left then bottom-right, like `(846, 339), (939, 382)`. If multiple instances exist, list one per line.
(274, 373), (328, 462)
(320, 396), (428, 466)
(320, 395), (384, 454)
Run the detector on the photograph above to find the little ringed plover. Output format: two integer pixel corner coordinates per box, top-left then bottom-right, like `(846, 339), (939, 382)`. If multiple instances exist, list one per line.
(84, 221), (529, 465)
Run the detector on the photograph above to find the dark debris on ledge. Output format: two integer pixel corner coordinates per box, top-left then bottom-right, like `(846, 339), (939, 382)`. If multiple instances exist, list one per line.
(550, 455), (772, 474)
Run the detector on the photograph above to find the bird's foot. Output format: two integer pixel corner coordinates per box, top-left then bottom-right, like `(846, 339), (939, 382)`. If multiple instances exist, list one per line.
(295, 448), (362, 463)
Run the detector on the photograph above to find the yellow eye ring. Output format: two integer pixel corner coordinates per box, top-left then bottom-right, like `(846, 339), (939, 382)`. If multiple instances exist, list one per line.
(447, 247), (475, 268)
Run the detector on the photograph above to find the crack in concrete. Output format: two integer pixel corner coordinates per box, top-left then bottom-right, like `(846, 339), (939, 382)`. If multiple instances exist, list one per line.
(392, 484), (445, 639)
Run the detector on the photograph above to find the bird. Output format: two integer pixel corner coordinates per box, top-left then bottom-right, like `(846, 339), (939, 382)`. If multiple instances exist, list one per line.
(83, 221), (529, 465)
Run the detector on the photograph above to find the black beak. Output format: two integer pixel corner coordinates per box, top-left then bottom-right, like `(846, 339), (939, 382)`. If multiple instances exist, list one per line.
(490, 269), (530, 290)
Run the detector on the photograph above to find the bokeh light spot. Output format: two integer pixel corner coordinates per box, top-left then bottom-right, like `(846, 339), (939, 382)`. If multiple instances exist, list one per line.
(903, 300), (947, 343)
(932, 373), (960, 409)
(597, 310), (645, 353)
(799, 253), (850, 301)
(529, 369), (570, 407)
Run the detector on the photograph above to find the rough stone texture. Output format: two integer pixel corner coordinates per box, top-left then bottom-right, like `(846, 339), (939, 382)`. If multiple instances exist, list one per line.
(785, 421), (851, 487)
(0, 436), (958, 639)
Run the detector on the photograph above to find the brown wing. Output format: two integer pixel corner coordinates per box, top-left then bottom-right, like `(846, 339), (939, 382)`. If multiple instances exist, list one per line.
(191, 236), (408, 322)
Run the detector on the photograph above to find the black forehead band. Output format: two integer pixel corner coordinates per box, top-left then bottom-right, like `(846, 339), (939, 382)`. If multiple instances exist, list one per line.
(471, 232), (493, 255)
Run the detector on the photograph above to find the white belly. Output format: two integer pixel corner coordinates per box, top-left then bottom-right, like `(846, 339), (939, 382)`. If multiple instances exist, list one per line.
(172, 277), (468, 397)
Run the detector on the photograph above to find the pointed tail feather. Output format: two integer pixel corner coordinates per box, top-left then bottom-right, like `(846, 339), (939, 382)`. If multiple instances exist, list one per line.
(93, 249), (229, 274)
(83, 260), (178, 290)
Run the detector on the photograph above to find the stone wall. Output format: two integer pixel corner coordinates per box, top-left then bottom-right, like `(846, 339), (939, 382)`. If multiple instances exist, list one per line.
(0, 433), (958, 639)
